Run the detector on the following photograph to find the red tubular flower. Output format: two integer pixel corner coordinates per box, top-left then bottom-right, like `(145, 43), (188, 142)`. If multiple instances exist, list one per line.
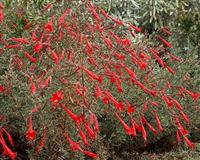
(37, 71), (46, 86)
(44, 16), (54, 32)
(157, 35), (172, 48)
(59, 8), (72, 25)
(50, 90), (64, 105)
(31, 105), (42, 113)
(31, 81), (36, 95)
(51, 50), (59, 65)
(121, 63), (157, 96)
(166, 81), (171, 88)
(180, 87), (200, 101)
(131, 56), (139, 66)
(42, 76), (51, 89)
(88, 56), (99, 67)
(121, 37), (131, 46)
(93, 114), (99, 133)
(143, 101), (149, 111)
(113, 64), (123, 76)
(0, 2), (3, 9)
(24, 52), (37, 63)
(83, 123), (96, 140)
(150, 101), (159, 107)
(88, 113), (94, 125)
(128, 23), (141, 32)
(24, 22), (32, 30)
(93, 84), (102, 99)
(33, 43), (43, 54)
(59, 50), (65, 61)
(84, 35), (93, 54)
(139, 62), (147, 70)
(128, 114), (137, 137)
(120, 63), (136, 80)
(153, 110), (164, 132)
(77, 126), (89, 146)
(140, 119), (147, 142)
(102, 36), (113, 50)
(36, 127), (48, 152)
(8, 37), (30, 44)
(160, 89), (173, 108)
(172, 100), (182, 111)
(178, 123), (188, 135)
(0, 84), (3, 92)
(129, 30), (136, 38)
(80, 66), (102, 83)
(63, 131), (83, 151)
(1, 128), (14, 147)
(109, 31), (121, 45)
(182, 135), (195, 149)
(75, 83), (84, 97)
(150, 52), (165, 68)
(82, 150), (97, 158)
(0, 138), (17, 160)
(26, 115), (36, 141)
(146, 122), (158, 135)
(179, 110), (189, 124)
(162, 95), (173, 108)
(161, 27), (171, 36)
(148, 47), (159, 55)
(100, 8), (110, 19)
(5, 44), (20, 49)
(142, 116), (157, 135)
(149, 90), (157, 97)
(114, 80), (123, 93)
(166, 52), (181, 62)
(135, 81), (157, 97)
(114, 112), (133, 136)
(174, 115), (188, 135)
(112, 52), (125, 61)
(88, 1), (101, 21)
(58, 29), (63, 41)
(104, 90), (124, 111)
(30, 31), (37, 42)
(60, 104), (82, 124)
(166, 66), (175, 75)
(125, 100), (135, 114)
(0, 10), (4, 22)
(109, 17), (124, 25)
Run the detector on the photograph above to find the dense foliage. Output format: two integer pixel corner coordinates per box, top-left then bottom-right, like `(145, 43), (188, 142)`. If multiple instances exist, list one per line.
(0, 0), (199, 159)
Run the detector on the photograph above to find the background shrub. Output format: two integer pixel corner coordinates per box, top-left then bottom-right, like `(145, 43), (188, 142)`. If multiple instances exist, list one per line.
(0, 0), (199, 159)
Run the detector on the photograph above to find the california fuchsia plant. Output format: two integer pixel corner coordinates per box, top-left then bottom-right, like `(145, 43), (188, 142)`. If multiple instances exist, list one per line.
(0, 0), (199, 159)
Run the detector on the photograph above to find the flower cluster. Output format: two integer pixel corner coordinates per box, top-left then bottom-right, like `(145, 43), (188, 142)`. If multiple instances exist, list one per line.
(0, 0), (199, 159)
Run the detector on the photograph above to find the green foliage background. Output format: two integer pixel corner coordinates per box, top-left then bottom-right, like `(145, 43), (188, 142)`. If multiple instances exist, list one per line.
(0, 0), (200, 159)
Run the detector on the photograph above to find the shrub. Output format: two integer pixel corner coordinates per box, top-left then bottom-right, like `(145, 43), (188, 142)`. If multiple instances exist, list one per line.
(0, 0), (199, 159)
